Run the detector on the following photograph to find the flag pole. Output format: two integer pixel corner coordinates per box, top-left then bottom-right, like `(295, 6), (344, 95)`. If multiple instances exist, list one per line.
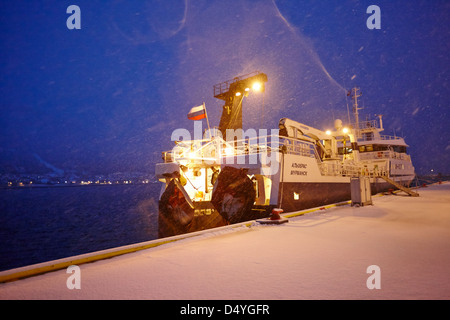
(203, 102), (212, 140)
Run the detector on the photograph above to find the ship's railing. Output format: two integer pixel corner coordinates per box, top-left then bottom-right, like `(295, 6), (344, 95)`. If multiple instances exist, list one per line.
(357, 134), (404, 142)
(213, 71), (262, 98)
(318, 161), (361, 177)
(379, 135), (403, 141)
(353, 119), (379, 130)
(160, 133), (402, 178)
(280, 137), (316, 158)
(318, 161), (389, 178)
(359, 150), (411, 161)
(161, 134), (284, 164)
(161, 133), (322, 164)
(352, 118), (404, 142)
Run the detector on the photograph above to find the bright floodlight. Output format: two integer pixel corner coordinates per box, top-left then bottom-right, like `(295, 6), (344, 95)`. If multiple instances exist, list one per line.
(224, 147), (234, 156)
(342, 127), (349, 134)
(188, 152), (196, 159)
(252, 82), (262, 92)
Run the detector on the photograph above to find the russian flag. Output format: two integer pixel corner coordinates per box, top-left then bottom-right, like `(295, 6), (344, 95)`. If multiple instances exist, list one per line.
(187, 104), (207, 120)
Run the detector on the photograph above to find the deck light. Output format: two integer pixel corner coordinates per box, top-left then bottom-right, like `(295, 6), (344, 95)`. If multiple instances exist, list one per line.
(224, 147), (234, 156)
(188, 152), (196, 159)
(252, 82), (262, 92)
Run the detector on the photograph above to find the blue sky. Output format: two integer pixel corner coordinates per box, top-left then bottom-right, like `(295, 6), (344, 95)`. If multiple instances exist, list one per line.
(1, 0), (449, 174)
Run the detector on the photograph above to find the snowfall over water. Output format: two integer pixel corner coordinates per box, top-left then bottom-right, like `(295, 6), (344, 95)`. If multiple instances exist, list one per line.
(1, 182), (449, 300)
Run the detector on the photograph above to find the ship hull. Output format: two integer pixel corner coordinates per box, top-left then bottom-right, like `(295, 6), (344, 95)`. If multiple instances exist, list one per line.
(158, 175), (414, 238)
(279, 181), (350, 212)
(278, 177), (413, 212)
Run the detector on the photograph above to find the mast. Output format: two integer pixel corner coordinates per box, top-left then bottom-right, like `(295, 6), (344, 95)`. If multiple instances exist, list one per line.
(350, 87), (362, 129)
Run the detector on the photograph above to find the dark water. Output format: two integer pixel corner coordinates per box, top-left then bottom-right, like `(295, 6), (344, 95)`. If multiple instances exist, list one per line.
(0, 176), (442, 272)
(0, 183), (161, 271)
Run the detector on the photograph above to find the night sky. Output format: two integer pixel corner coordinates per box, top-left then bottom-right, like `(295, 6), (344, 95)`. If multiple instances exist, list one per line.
(1, 0), (449, 175)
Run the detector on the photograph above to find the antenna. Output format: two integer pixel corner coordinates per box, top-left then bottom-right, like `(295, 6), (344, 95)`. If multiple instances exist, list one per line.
(350, 87), (362, 128)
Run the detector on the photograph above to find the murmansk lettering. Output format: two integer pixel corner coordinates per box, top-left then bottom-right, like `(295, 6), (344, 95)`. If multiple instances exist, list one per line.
(180, 304), (270, 317)
(290, 170), (307, 175)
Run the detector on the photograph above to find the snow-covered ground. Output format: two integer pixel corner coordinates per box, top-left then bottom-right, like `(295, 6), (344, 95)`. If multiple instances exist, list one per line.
(1, 183), (449, 300)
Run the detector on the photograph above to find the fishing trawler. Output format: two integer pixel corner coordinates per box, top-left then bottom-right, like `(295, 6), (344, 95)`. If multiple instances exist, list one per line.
(156, 71), (416, 237)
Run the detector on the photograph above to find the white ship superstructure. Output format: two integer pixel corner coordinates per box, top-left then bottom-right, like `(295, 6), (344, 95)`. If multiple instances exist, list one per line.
(156, 73), (416, 237)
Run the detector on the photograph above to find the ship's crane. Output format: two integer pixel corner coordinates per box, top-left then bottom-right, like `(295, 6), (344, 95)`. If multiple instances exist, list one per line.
(213, 71), (268, 140)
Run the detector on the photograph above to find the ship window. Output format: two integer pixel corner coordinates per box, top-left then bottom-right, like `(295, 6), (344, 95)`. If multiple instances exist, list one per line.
(338, 147), (353, 155)
(372, 145), (392, 152)
(373, 145), (385, 151)
(393, 146), (407, 153)
(365, 145), (373, 152)
(359, 145), (365, 152)
(363, 132), (373, 141)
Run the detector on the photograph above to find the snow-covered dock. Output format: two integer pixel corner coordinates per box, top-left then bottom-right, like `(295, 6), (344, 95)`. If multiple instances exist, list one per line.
(1, 183), (449, 300)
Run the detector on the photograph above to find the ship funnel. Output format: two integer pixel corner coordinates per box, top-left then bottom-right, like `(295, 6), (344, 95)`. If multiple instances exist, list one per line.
(334, 119), (343, 130)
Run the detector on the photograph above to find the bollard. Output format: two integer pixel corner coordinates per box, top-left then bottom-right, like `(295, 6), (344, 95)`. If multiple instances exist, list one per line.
(257, 208), (288, 225)
(270, 208), (283, 220)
